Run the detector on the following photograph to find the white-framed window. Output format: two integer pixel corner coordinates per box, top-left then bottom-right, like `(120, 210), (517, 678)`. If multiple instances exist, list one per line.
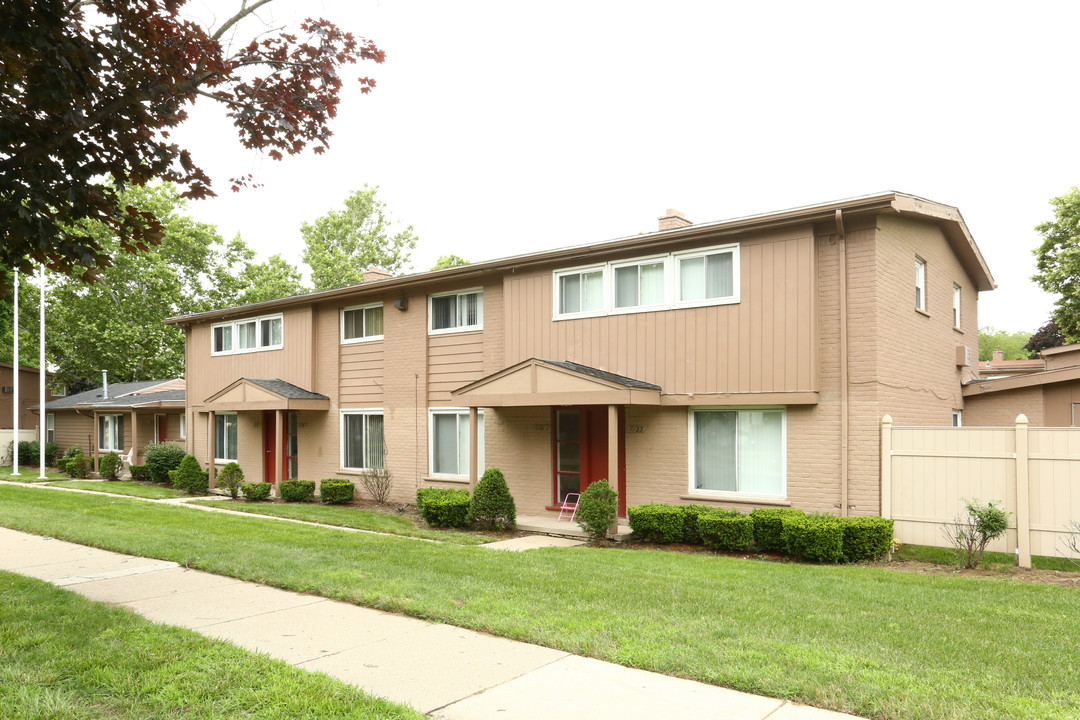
(915, 256), (927, 312)
(215, 412), (238, 462)
(99, 414), (124, 452)
(952, 284), (961, 328)
(554, 265), (606, 317)
(179, 414), (186, 439)
(46, 414), (54, 444)
(675, 244), (739, 306)
(342, 303), (384, 343)
(429, 408), (484, 477)
(688, 407), (786, 498)
(952, 410), (963, 427)
(613, 256), (667, 311)
(212, 313), (283, 355)
(340, 409), (385, 470)
(429, 289), (483, 334)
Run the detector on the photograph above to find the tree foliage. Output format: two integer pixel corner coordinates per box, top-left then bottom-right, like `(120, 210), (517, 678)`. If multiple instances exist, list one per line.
(432, 255), (470, 270)
(301, 186), (417, 291)
(1025, 318), (1065, 356)
(977, 327), (1033, 361)
(0, 0), (383, 280)
(1032, 187), (1080, 341)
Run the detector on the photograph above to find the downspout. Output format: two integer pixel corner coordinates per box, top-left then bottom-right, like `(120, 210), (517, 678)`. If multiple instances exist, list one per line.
(102, 370), (108, 400)
(836, 209), (849, 517)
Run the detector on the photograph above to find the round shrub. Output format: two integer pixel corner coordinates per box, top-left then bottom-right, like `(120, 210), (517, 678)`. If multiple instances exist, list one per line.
(577, 480), (618, 540)
(627, 504), (684, 543)
(144, 442), (186, 484)
(416, 488), (471, 528)
(241, 482), (273, 501)
(320, 478), (355, 505)
(782, 514), (844, 563)
(217, 462), (245, 499)
(171, 454), (209, 495)
(281, 480), (316, 503)
(840, 517), (894, 562)
(468, 467), (516, 530)
(698, 509), (754, 551)
(98, 451), (123, 481)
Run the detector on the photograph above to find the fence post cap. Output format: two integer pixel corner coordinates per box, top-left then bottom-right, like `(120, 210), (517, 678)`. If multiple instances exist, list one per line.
(882, 414), (893, 425)
(1015, 413), (1029, 425)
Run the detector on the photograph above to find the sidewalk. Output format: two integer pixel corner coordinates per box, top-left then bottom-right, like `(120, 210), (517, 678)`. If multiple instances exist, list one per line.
(0, 526), (860, 720)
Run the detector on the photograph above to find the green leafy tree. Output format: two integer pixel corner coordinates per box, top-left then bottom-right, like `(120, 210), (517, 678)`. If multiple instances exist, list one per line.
(238, 254), (306, 305)
(432, 255), (470, 270)
(1, 0), (383, 281)
(1032, 187), (1080, 341)
(978, 327), (1033, 361)
(301, 186), (417, 290)
(0, 275), (43, 368)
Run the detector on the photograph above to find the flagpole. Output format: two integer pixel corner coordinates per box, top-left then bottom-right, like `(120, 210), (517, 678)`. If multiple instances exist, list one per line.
(39, 265), (46, 479)
(11, 270), (18, 476)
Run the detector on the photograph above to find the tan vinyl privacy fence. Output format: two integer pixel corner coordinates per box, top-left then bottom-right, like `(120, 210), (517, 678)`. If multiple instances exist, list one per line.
(881, 414), (1080, 568)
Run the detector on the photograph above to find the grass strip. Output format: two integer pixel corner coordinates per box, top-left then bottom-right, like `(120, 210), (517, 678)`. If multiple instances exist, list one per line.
(187, 499), (497, 545)
(0, 570), (422, 720)
(0, 465), (65, 482)
(46, 480), (185, 499)
(896, 542), (1079, 572)
(0, 485), (1077, 720)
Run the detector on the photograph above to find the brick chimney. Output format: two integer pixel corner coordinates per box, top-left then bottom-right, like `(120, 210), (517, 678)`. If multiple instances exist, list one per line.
(363, 266), (392, 283)
(658, 209), (692, 231)
(992, 347), (1004, 362)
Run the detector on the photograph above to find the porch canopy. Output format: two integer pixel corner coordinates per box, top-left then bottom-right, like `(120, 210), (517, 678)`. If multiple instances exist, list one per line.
(450, 358), (662, 407)
(202, 378), (330, 411)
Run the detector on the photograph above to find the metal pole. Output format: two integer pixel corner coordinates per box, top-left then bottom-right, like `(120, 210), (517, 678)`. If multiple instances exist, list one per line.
(11, 270), (19, 476)
(39, 265), (46, 479)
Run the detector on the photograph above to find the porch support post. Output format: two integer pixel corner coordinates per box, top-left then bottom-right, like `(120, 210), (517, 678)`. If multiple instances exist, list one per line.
(130, 409), (138, 471)
(93, 410), (99, 472)
(207, 410), (217, 489)
(275, 409), (284, 497)
(607, 404), (619, 536)
(469, 406), (479, 490)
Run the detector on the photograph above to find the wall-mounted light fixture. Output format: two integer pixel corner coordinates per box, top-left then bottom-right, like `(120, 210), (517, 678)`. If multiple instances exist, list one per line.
(394, 296), (409, 311)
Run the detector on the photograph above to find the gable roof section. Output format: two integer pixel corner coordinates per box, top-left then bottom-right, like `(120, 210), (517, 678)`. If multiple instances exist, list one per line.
(165, 191), (995, 326)
(451, 358), (662, 407)
(201, 378), (329, 411)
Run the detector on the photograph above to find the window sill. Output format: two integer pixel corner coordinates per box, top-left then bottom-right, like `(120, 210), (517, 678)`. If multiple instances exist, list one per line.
(428, 327), (483, 337)
(680, 493), (790, 507)
(915, 308), (930, 318)
(422, 475), (470, 485)
(953, 326), (964, 334)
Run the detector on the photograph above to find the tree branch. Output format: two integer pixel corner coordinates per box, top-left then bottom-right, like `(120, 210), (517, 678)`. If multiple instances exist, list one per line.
(210, 0), (278, 42)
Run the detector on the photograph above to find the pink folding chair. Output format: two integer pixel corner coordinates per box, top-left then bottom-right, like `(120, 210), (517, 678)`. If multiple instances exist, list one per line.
(558, 493), (580, 522)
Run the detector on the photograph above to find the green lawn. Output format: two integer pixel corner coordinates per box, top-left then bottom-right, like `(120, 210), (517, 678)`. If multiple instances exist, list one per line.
(0, 485), (1077, 720)
(189, 499), (497, 545)
(0, 465), (65, 482)
(47, 480), (186, 499)
(0, 570), (422, 720)
(896, 542), (1080, 572)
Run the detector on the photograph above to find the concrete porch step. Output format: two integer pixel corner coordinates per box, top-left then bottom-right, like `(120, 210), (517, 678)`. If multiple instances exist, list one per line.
(516, 514), (632, 541)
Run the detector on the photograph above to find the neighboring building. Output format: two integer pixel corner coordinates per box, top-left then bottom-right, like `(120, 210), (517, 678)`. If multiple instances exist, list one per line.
(965, 344), (1080, 426)
(34, 379), (186, 467)
(975, 347), (1045, 380)
(166, 192), (994, 518)
(1, 362), (60, 431)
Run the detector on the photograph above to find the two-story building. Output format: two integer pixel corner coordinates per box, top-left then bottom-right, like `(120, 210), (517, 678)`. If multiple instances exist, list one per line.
(166, 192), (994, 518)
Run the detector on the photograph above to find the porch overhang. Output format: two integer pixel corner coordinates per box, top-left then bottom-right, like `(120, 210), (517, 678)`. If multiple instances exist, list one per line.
(450, 358), (663, 407)
(200, 378), (330, 411)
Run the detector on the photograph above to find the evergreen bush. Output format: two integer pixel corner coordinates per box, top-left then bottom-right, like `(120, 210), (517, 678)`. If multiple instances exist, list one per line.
(416, 488), (471, 528)
(17, 441), (58, 466)
(577, 480), (618, 540)
(61, 454), (91, 479)
(840, 517), (894, 562)
(241, 482), (273, 501)
(627, 504), (684, 543)
(129, 464), (150, 481)
(144, 442), (186, 484)
(171, 454), (208, 495)
(782, 513), (845, 563)
(217, 462), (245, 499)
(468, 468), (516, 530)
(750, 508), (805, 552)
(98, 451), (123, 481)
(319, 478), (355, 504)
(698, 509), (754, 551)
(280, 480), (316, 502)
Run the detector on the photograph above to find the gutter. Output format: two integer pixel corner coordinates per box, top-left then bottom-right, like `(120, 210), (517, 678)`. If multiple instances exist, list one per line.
(836, 209), (850, 518)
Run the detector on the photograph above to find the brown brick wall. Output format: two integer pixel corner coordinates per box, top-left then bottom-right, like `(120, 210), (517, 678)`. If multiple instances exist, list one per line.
(963, 386), (1045, 427)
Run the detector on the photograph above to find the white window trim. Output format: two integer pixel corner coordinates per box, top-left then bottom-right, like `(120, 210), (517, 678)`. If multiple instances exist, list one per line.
(552, 243), (741, 320)
(952, 410), (963, 427)
(339, 408), (385, 471)
(214, 412), (238, 462)
(211, 313), (284, 356)
(99, 413), (123, 453)
(915, 256), (927, 312)
(179, 413), (187, 439)
(341, 302), (385, 344)
(428, 407), (484, 478)
(46, 414), (55, 444)
(686, 406), (787, 501)
(552, 263), (608, 319)
(428, 288), (484, 335)
(952, 284), (961, 328)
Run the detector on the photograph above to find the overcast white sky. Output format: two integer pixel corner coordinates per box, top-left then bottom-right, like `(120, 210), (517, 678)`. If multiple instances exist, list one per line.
(173, 0), (1080, 333)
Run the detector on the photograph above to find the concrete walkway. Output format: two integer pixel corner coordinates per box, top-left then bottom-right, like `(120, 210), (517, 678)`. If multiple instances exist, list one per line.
(0, 526), (860, 719)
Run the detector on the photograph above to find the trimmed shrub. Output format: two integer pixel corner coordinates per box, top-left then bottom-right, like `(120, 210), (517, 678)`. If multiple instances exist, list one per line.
(840, 517), (894, 562)
(698, 509), (754, 552)
(241, 482), (273, 501)
(56, 458), (69, 474)
(468, 468), (516, 530)
(320, 478), (355, 505)
(360, 467), (394, 504)
(627, 504), (684, 543)
(61, 454), (91, 479)
(171, 454), (208, 495)
(750, 508), (805, 552)
(144, 442), (186, 484)
(217, 462), (245, 499)
(281, 480), (316, 503)
(782, 513), (845, 563)
(63, 445), (83, 459)
(577, 480), (618, 540)
(129, 464), (150, 481)
(416, 488), (471, 528)
(17, 441), (58, 466)
(98, 451), (123, 481)
(679, 504), (712, 544)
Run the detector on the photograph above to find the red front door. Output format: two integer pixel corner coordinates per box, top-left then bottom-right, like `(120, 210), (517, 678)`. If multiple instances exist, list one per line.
(262, 411), (277, 484)
(155, 415), (167, 443)
(552, 406), (626, 516)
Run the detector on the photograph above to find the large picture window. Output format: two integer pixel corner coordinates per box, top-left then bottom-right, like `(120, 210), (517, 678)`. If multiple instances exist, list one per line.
(215, 412), (238, 462)
(99, 414), (124, 452)
(429, 409), (484, 477)
(341, 410), (385, 470)
(689, 408), (785, 497)
(429, 289), (483, 333)
(212, 313), (283, 355)
(342, 303), (384, 343)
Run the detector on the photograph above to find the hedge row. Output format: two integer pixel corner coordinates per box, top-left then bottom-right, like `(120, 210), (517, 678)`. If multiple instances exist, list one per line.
(416, 488), (471, 528)
(627, 504), (893, 563)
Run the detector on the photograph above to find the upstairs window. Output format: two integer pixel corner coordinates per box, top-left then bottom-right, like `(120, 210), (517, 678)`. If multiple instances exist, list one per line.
(211, 313), (283, 355)
(915, 257), (927, 312)
(556, 267), (605, 316)
(342, 303), (384, 343)
(429, 289), (483, 334)
(952, 284), (961, 328)
(676, 246), (738, 305)
(613, 259), (665, 310)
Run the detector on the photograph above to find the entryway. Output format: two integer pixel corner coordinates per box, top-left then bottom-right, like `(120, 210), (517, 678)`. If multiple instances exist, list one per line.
(551, 406), (626, 516)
